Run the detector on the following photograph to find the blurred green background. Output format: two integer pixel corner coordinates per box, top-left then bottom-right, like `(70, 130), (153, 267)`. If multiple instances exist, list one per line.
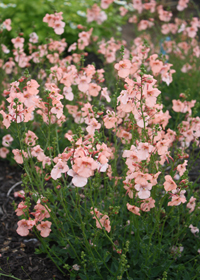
(0, 0), (126, 49)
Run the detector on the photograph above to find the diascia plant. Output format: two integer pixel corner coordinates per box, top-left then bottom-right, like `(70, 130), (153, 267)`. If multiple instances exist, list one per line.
(1, 1), (200, 279)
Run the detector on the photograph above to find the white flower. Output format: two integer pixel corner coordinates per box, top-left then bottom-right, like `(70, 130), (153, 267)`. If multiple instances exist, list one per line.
(77, 10), (86, 17)
(114, 0), (127, 5)
(69, 22), (77, 29)
(72, 264), (80, 271)
(64, 1), (71, 5)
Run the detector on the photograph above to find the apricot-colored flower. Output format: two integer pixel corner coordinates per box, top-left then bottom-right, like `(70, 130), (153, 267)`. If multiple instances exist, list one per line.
(0, 147), (9, 159)
(168, 193), (186, 206)
(88, 83), (101, 97)
(177, 0), (189, 11)
(2, 19), (12, 31)
(37, 221), (52, 237)
(11, 37), (24, 49)
(96, 215), (111, 233)
(126, 203), (140, 216)
(90, 207), (103, 218)
(140, 197), (155, 212)
(15, 201), (27, 216)
(103, 112), (117, 129)
(186, 196), (196, 213)
(2, 134), (13, 147)
(51, 159), (69, 180)
(67, 169), (88, 187)
(177, 160), (187, 176)
(33, 203), (51, 222)
(114, 59), (131, 78)
(54, 20), (65, 35)
(73, 157), (98, 178)
(24, 130), (38, 146)
(31, 145), (45, 162)
(189, 224), (199, 234)
(12, 149), (28, 164)
(135, 183), (152, 199)
(16, 219), (32, 236)
(164, 175), (177, 192)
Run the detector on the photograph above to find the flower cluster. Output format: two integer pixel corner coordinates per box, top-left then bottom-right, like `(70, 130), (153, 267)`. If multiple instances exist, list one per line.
(16, 198), (51, 238)
(1, 1), (200, 277)
(43, 12), (65, 35)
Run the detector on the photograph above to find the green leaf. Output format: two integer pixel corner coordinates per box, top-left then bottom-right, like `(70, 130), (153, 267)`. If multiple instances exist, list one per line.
(78, 273), (88, 280)
(110, 259), (119, 274)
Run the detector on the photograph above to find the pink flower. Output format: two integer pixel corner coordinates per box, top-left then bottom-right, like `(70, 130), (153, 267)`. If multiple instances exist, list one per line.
(68, 43), (77, 52)
(181, 63), (192, 73)
(2, 19), (12, 31)
(177, 160), (187, 176)
(136, 142), (154, 161)
(14, 190), (25, 199)
(68, 169), (88, 187)
(101, 0), (114, 9)
(168, 192), (186, 206)
(186, 196), (196, 213)
(51, 159), (69, 180)
(2, 134), (13, 147)
(133, 172), (152, 186)
(0, 110), (11, 129)
(63, 87), (74, 101)
(36, 221), (52, 237)
(96, 214), (111, 233)
(189, 224), (199, 234)
(1, 44), (10, 54)
(126, 203), (140, 216)
(140, 197), (155, 212)
(172, 100), (186, 113)
(90, 207), (103, 218)
(88, 83), (101, 97)
(2, 58), (15, 74)
(177, 0), (189, 11)
(186, 26), (198, 38)
(11, 37), (24, 49)
(101, 87), (111, 102)
(16, 219), (32, 236)
(0, 147), (9, 158)
(24, 130), (38, 146)
(164, 175), (177, 192)
(114, 59), (131, 78)
(33, 203), (51, 222)
(103, 110), (117, 129)
(135, 183), (152, 199)
(31, 145), (45, 161)
(54, 20), (65, 35)
(13, 149), (28, 164)
(77, 75), (91, 93)
(86, 118), (101, 135)
(73, 157), (98, 178)
(133, 0), (143, 14)
(149, 55), (163, 75)
(29, 32), (39, 43)
(15, 201), (27, 216)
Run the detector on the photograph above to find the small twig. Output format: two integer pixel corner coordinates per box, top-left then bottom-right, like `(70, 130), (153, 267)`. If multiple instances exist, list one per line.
(0, 274), (22, 280)
(7, 181), (22, 197)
